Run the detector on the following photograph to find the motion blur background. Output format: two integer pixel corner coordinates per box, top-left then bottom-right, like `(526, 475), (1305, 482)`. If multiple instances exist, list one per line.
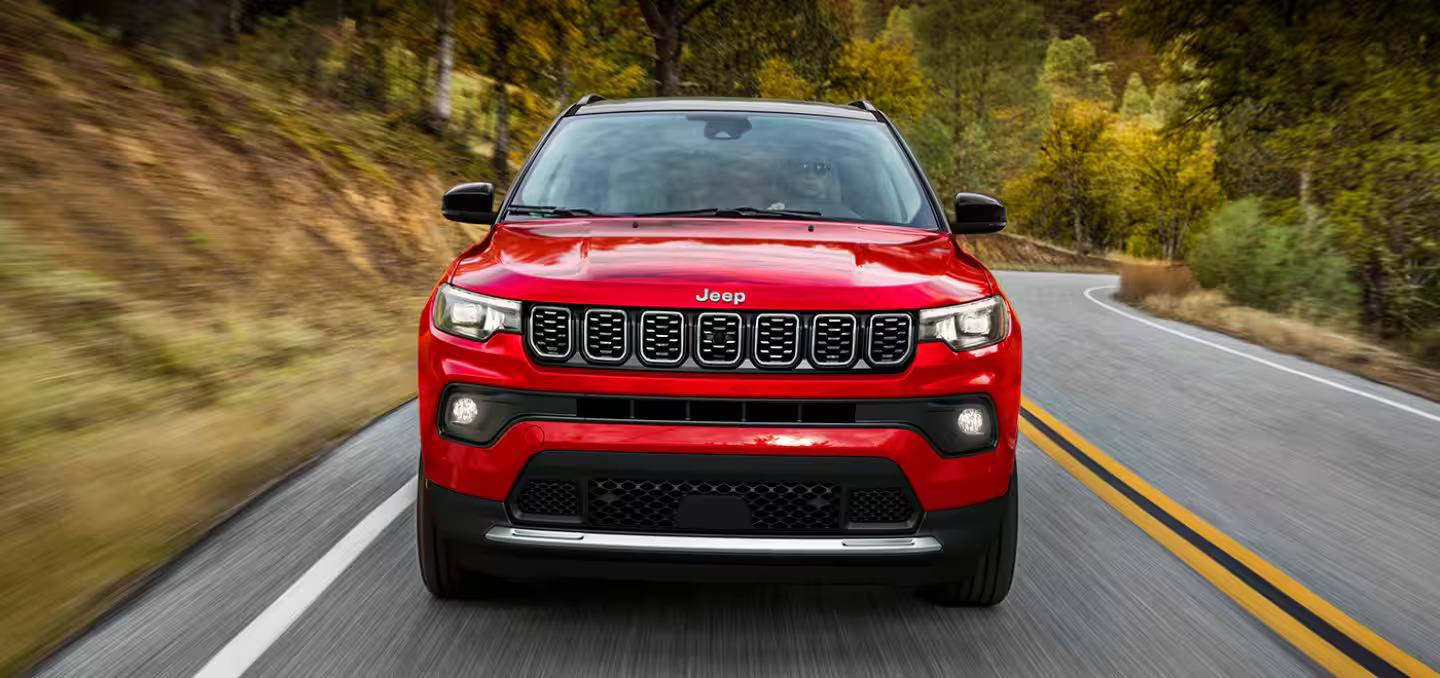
(2, 0), (1438, 672)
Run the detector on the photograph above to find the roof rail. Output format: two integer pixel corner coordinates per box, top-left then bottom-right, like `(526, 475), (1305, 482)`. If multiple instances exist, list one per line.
(847, 99), (883, 120)
(564, 93), (606, 116)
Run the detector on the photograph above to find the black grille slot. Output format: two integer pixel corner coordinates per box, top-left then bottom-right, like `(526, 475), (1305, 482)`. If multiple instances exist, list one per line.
(746, 400), (799, 422)
(634, 399), (687, 420)
(528, 307), (572, 359)
(577, 397), (630, 419)
(800, 401), (855, 423)
(753, 314), (800, 367)
(515, 480), (580, 517)
(811, 314), (857, 366)
(588, 478), (840, 532)
(691, 400), (744, 421)
(848, 487), (915, 524)
(696, 313), (743, 366)
(639, 311), (685, 365)
(583, 309), (628, 363)
(867, 314), (912, 366)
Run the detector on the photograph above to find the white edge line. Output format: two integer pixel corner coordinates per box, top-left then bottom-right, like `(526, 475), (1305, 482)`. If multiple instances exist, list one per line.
(193, 477), (417, 678)
(1082, 285), (1440, 426)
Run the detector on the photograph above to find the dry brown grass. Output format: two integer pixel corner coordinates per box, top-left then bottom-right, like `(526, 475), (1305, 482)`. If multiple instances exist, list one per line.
(1117, 262), (1200, 301)
(1133, 289), (1440, 403)
(0, 3), (485, 671)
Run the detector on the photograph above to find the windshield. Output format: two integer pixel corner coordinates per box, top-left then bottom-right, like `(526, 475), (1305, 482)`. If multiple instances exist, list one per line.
(508, 111), (939, 229)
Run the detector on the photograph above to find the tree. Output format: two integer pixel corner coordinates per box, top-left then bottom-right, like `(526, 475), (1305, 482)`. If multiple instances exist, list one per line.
(634, 0), (718, 95)
(825, 37), (929, 121)
(428, 0), (455, 133)
(756, 58), (813, 100)
(1041, 35), (1112, 104)
(1008, 99), (1121, 253)
(1119, 72), (1152, 120)
(1117, 122), (1221, 259)
(684, 0), (849, 97)
(913, 0), (1046, 193)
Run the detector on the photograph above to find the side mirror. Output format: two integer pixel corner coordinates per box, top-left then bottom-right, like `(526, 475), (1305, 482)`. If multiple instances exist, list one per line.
(442, 182), (496, 224)
(952, 192), (1006, 234)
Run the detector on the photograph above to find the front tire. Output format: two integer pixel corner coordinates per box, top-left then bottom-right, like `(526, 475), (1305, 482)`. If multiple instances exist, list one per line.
(919, 467), (1018, 606)
(417, 467), (499, 599)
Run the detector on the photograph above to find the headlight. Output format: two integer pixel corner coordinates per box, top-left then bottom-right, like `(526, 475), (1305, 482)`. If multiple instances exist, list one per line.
(919, 295), (1009, 351)
(432, 284), (520, 341)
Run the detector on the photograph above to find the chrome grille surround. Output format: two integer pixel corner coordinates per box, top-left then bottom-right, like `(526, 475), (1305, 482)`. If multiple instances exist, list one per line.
(695, 312), (744, 367)
(522, 305), (915, 372)
(527, 306), (573, 359)
(866, 313), (914, 366)
(638, 310), (685, 366)
(581, 308), (628, 363)
(753, 313), (801, 368)
(810, 313), (858, 367)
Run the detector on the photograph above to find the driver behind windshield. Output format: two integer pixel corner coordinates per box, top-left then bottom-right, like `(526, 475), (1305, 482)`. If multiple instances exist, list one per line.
(768, 157), (861, 219)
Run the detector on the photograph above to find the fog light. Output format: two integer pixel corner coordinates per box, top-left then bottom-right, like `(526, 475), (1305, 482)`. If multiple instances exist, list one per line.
(449, 396), (480, 426)
(957, 407), (986, 436)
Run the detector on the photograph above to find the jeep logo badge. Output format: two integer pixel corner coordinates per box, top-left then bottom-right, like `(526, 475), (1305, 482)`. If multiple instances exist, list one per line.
(696, 288), (746, 305)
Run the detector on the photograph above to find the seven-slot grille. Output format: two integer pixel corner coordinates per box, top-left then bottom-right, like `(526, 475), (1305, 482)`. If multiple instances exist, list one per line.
(753, 314), (800, 367)
(528, 306), (572, 359)
(811, 314), (857, 366)
(696, 313), (743, 366)
(523, 305), (918, 371)
(639, 311), (685, 365)
(582, 309), (628, 363)
(867, 314), (913, 366)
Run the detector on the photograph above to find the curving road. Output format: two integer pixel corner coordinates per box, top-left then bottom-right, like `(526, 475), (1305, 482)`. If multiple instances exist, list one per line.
(33, 272), (1440, 677)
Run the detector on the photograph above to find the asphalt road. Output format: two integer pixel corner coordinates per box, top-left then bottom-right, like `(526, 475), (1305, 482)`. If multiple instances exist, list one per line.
(33, 271), (1440, 677)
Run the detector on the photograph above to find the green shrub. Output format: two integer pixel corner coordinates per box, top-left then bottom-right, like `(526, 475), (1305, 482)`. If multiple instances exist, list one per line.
(1413, 324), (1440, 366)
(1190, 199), (1358, 320)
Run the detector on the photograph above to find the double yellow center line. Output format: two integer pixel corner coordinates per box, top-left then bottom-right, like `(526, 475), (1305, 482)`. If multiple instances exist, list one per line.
(1019, 397), (1437, 678)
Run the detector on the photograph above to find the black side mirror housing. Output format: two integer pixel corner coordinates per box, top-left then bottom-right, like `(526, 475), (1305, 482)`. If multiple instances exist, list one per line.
(442, 182), (496, 224)
(952, 192), (1006, 234)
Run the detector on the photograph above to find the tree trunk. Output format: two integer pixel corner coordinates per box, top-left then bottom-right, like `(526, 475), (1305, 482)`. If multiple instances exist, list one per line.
(638, 0), (685, 96)
(428, 0), (455, 135)
(492, 32), (512, 185)
(1071, 205), (1085, 254)
(654, 20), (681, 96)
(1299, 157), (1319, 228)
(556, 27), (572, 104)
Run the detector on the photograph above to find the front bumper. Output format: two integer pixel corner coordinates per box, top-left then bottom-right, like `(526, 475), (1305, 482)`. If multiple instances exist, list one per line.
(426, 480), (1010, 585)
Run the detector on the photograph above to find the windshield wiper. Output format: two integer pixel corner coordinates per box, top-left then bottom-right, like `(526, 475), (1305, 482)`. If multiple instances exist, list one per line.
(631, 206), (825, 220)
(506, 204), (604, 217)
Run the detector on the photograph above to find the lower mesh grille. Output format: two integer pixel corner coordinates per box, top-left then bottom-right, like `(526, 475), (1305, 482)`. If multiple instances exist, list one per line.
(511, 474), (916, 533)
(514, 480), (580, 516)
(589, 478), (840, 531)
(848, 487), (915, 524)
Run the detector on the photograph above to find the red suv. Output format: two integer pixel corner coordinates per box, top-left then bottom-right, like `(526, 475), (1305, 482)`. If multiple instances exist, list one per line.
(417, 97), (1021, 605)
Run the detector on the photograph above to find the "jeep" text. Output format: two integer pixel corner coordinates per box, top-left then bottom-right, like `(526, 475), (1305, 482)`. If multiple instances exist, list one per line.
(696, 288), (746, 305)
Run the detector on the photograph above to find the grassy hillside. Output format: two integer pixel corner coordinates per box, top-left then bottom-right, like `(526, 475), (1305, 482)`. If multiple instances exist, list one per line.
(961, 232), (1118, 273)
(0, 1), (487, 671)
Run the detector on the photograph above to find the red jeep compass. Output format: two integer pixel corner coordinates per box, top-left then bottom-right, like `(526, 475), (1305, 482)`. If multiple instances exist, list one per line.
(417, 96), (1021, 605)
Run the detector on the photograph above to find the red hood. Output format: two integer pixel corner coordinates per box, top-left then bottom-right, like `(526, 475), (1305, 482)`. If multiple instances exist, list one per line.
(448, 218), (994, 311)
